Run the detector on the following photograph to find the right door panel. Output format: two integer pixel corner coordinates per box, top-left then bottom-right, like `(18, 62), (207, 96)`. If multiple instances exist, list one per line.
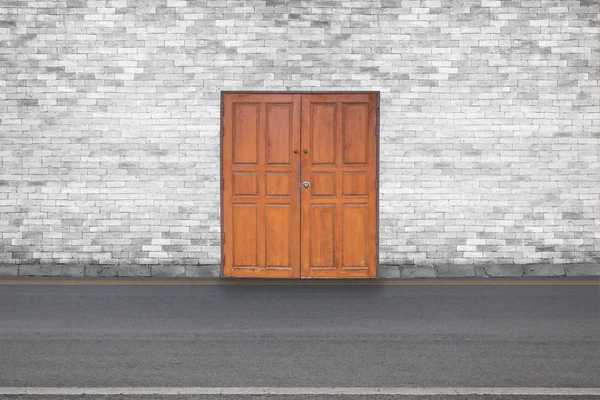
(300, 94), (378, 278)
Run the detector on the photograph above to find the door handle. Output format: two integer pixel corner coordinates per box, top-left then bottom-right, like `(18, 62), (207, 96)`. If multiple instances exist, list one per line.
(302, 181), (310, 189)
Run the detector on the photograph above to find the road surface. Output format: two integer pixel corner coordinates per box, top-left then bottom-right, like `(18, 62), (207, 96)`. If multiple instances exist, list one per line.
(0, 277), (598, 398)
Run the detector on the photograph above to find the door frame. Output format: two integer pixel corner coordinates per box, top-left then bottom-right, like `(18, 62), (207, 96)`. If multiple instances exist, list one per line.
(219, 91), (381, 278)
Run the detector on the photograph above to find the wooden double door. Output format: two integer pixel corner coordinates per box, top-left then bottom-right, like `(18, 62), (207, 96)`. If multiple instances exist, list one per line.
(222, 93), (378, 278)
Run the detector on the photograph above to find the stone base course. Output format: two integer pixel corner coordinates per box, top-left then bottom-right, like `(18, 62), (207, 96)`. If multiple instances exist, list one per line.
(395, 263), (599, 278)
(0, 264), (597, 279)
(564, 263), (600, 277)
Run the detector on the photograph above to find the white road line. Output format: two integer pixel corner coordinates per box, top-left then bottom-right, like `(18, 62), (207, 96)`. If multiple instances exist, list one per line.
(1, 387), (600, 396)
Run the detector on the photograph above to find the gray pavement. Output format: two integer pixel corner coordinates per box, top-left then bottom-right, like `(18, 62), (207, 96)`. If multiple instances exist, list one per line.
(0, 278), (599, 390)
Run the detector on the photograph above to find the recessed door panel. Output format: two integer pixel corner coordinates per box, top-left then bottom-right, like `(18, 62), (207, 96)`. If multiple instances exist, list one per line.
(311, 172), (336, 197)
(233, 104), (259, 165)
(342, 172), (368, 197)
(342, 205), (369, 268)
(265, 172), (291, 197)
(266, 104), (292, 165)
(311, 104), (336, 165)
(342, 103), (369, 165)
(265, 205), (292, 268)
(233, 204), (258, 267)
(233, 172), (259, 197)
(223, 92), (377, 279)
(310, 205), (336, 268)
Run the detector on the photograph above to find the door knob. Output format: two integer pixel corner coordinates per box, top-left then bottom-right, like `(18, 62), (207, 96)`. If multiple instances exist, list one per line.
(302, 181), (310, 188)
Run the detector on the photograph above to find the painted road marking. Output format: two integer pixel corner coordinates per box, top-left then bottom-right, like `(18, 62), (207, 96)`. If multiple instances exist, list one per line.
(0, 279), (597, 286)
(1, 387), (600, 396)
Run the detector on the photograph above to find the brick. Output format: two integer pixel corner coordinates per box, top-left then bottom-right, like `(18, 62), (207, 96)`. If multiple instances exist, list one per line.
(483, 265), (525, 277)
(0, 0), (597, 277)
(378, 265), (401, 278)
(524, 264), (566, 277)
(400, 266), (437, 279)
(51, 265), (85, 277)
(185, 265), (220, 278)
(437, 265), (475, 277)
(0, 266), (19, 276)
(19, 265), (52, 276)
(117, 266), (151, 277)
(474, 265), (487, 278)
(152, 265), (186, 278)
(84, 265), (118, 277)
(564, 263), (600, 277)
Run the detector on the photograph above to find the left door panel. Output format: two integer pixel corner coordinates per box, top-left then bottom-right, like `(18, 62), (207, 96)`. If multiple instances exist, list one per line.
(222, 94), (302, 278)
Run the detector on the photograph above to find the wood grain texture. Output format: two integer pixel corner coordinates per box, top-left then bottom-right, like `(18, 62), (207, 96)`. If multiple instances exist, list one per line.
(223, 93), (378, 279)
(223, 94), (301, 278)
(301, 94), (378, 278)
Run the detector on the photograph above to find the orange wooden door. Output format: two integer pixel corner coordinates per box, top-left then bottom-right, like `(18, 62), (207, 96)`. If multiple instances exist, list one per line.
(222, 94), (302, 278)
(222, 93), (378, 279)
(300, 94), (378, 278)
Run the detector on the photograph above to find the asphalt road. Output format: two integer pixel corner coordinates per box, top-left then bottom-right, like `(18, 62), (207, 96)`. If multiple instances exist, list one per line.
(0, 278), (599, 390)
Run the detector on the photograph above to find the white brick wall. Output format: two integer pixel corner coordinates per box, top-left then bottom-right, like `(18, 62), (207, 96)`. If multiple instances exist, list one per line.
(1, 0), (599, 270)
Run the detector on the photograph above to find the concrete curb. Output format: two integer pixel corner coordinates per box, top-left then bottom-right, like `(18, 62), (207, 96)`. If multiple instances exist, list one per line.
(0, 263), (598, 278)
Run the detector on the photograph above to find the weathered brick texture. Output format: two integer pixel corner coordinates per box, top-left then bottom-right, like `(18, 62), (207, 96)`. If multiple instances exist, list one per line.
(1, 0), (599, 273)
